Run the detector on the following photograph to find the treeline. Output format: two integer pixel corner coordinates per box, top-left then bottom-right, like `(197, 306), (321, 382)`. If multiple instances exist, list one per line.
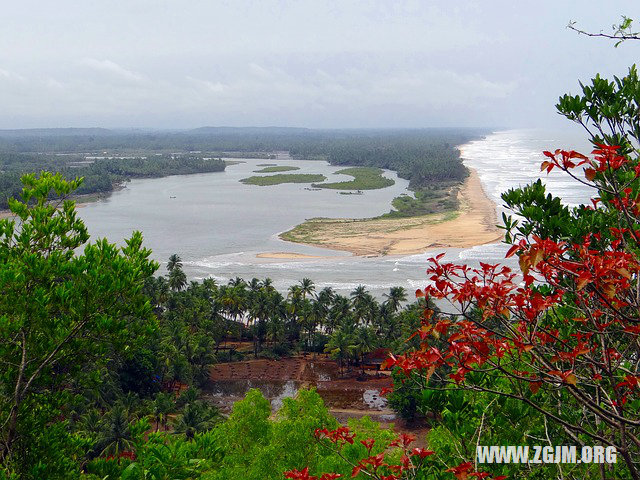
(0, 153), (225, 209)
(0, 127), (484, 215)
(142, 254), (424, 388)
(289, 130), (472, 189)
(0, 127), (315, 153)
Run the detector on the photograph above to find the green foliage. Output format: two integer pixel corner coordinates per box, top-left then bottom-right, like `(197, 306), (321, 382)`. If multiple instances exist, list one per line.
(240, 173), (327, 186)
(0, 172), (157, 478)
(253, 165), (300, 173)
(312, 167), (395, 190)
(557, 64), (640, 148)
(289, 130), (473, 190)
(0, 155), (226, 209)
(384, 182), (460, 217)
(172, 401), (221, 441)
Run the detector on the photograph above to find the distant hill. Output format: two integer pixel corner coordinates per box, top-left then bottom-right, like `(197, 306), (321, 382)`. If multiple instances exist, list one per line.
(0, 128), (115, 137)
(187, 126), (312, 135)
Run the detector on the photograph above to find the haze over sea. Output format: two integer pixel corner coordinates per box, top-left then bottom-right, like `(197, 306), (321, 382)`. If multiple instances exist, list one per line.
(77, 129), (594, 297)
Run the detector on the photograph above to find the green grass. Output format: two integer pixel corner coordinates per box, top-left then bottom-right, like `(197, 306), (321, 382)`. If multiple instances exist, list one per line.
(240, 173), (326, 186)
(256, 163), (277, 166)
(312, 167), (395, 190)
(381, 182), (460, 218)
(253, 166), (300, 173)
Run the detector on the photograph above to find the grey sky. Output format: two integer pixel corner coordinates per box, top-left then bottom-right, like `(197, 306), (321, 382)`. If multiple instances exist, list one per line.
(1, 1), (639, 129)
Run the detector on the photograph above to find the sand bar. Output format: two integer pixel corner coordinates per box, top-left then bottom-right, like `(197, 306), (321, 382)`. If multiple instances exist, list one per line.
(256, 252), (329, 259)
(279, 169), (502, 256)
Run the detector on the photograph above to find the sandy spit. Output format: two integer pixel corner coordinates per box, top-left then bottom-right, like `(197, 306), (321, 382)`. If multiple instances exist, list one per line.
(279, 169), (502, 256)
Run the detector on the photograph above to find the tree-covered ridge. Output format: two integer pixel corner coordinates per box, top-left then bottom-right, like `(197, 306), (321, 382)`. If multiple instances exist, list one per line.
(0, 153), (225, 209)
(0, 128), (481, 158)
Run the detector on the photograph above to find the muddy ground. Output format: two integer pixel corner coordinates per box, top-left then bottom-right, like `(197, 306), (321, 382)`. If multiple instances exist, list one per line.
(205, 354), (428, 444)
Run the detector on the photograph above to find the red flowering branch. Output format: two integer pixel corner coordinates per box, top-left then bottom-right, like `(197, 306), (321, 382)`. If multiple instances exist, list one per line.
(382, 145), (640, 477)
(284, 427), (502, 480)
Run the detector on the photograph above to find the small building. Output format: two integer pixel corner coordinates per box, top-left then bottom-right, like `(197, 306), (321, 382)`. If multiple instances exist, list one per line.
(362, 348), (391, 372)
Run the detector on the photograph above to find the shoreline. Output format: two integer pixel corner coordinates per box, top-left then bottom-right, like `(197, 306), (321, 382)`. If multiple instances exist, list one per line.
(256, 252), (329, 259)
(0, 189), (115, 219)
(277, 168), (502, 256)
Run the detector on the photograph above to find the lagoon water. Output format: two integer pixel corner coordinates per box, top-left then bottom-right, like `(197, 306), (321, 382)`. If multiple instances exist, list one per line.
(77, 129), (595, 297)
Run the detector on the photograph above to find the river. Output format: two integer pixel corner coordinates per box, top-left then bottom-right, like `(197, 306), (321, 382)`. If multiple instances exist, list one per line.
(76, 129), (595, 297)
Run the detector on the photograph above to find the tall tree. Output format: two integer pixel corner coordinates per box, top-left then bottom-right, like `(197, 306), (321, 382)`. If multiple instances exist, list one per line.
(0, 173), (157, 476)
(167, 253), (182, 272)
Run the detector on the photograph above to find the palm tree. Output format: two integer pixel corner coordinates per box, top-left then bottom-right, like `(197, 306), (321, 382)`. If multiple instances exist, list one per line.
(317, 286), (335, 306)
(351, 286), (375, 325)
(261, 277), (274, 291)
(155, 276), (170, 309)
(228, 277), (246, 288)
(167, 253), (183, 272)
(299, 278), (315, 300)
(175, 387), (200, 408)
(77, 409), (102, 438)
(350, 285), (368, 305)
(315, 287), (335, 333)
(168, 266), (187, 292)
(248, 291), (272, 357)
(383, 286), (407, 313)
(248, 277), (261, 293)
(118, 392), (140, 419)
(353, 326), (377, 374)
(327, 295), (353, 333)
(173, 402), (220, 441)
(287, 284), (302, 303)
(324, 330), (356, 375)
(151, 393), (174, 432)
(95, 405), (135, 457)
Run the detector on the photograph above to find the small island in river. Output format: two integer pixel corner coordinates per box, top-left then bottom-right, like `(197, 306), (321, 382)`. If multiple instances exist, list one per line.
(253, 165), (300, 173)
(312, 167), (395, 190)
(240, 173), (327, 186)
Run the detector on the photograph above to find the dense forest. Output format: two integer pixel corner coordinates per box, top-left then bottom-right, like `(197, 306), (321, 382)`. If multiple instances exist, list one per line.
(0, 153), (226, 209)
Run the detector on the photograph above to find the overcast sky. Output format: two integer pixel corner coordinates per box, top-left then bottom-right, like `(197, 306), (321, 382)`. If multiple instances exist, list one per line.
(1, 1), (639, 129)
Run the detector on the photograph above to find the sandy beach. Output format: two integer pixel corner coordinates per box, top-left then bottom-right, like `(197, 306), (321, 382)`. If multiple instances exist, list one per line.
(278, 169), (502, 256)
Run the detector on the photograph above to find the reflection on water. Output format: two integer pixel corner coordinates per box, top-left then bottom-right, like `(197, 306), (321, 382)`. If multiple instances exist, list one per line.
(204, 378), (389, 414)
(303, 361), (333, 382)
(206, 379), (302, 400)
(363, 389), (387, 409)
(206, 379), (302, 411)
(204, 359), (391, 417)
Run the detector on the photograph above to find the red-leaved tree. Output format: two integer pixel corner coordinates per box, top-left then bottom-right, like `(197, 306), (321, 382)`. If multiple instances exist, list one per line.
(285, 68), (640, 479)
